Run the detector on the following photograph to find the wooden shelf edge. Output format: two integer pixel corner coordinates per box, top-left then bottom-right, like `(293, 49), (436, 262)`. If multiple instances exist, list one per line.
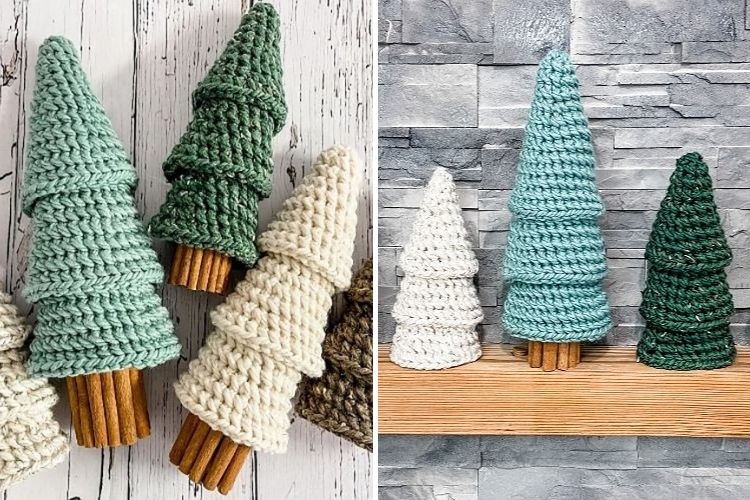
(378, 344), (750, 437)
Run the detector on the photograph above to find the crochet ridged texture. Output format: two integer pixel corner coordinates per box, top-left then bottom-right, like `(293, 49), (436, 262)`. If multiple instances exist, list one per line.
(22, 36), (180, 377)
(0, 293), (68, 490)
(296, 260), (373, 451)
(149, 2), (287, 265)
(390, 168), (483, 370)
(174, 146), (360, 452)
(637, 153), (736, 370)
(502, 50), (612, 343)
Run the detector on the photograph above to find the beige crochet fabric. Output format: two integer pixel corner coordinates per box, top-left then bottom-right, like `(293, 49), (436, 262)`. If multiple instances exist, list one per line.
(390, 168), (483, 370)
(174, 146), (360, 453)
(0, 292), (68, 490)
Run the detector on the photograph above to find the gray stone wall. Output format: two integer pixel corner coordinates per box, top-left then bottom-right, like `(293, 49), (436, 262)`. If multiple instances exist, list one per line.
(379, 0), (750, 498)
(380, 436), (750, 499)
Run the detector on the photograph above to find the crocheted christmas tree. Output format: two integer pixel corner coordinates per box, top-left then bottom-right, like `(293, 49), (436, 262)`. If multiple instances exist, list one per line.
(0, 293), (67, 489)
(150, 2), (287, 266)
(22, 36), (180, 377)
(637, 153), (735, 370)
(502, 50), (612, 343)
(390, 168), (483, 370)
(173, 146), (359, 454)
(296, 260), (373, 451)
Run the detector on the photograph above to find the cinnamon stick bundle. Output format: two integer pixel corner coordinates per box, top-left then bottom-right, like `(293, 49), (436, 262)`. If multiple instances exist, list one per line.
(65, 369), (150, 447)
(169, 414), (251, 494)
(528, 341), (580, 371)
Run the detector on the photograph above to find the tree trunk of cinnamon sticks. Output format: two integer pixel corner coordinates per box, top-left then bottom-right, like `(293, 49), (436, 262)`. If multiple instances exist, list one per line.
(65, 368), (150, 448)
(528, 341), (580, 371)
(169, 413), (251, 495)
(168, 244), (232, 294)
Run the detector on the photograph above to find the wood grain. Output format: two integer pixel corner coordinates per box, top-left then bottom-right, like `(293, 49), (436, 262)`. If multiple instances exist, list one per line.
(0, 0), (372, 497)
(379, 344), (750, 437)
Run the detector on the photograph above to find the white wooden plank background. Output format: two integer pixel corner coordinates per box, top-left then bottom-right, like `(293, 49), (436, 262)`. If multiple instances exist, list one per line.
(0, 0), (373, 498)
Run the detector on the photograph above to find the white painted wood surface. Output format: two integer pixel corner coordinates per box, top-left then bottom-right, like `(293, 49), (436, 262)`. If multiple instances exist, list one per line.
(0, 0), (373, 498)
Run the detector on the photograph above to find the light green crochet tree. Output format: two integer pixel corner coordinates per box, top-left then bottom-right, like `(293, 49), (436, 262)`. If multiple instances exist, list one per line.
(502, 50), (612, 343)
(22, 36), (180, 377)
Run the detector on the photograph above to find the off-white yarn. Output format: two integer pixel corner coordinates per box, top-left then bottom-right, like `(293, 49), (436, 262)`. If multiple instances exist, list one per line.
(174, 146), (360, 453)
(390, 167), (483, 370)
(0, 292), (67, 490)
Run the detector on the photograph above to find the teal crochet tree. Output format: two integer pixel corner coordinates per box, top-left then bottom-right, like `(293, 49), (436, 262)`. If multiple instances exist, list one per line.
(150, 3), (287, 267)
(502, 50), (612, 343)
(637, 153), (735, 370)
(22, 36), (180, 378)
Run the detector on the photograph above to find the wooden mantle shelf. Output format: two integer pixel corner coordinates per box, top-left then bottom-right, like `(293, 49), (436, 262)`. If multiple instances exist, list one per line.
(378, 345), (750, 437)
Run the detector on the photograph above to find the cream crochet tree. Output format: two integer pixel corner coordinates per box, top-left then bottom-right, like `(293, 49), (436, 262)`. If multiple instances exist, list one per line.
(171, 145), (360, 485)
(390, 167), (483, 370)
(0, 293), (67, 489)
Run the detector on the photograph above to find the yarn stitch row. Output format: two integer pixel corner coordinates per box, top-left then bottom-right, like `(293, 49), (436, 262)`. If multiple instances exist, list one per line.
(502, 50), (612, 343)
(149, 2), (287, 265)
(0, 293), (68, 489)
(296, 260), (373, 451)
(22, 36), (179, 377)
(174, 146), (360, 452)
(390, 167), (483, 370)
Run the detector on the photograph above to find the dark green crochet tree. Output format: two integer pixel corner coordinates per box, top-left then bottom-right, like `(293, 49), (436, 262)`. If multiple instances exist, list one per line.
(637, 152), (735, 370)
(150, 3), (287, 265)
(22, 36), (180, 377)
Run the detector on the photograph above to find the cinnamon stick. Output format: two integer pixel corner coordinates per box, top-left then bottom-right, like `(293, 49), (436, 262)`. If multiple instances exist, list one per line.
(85, 374), (108, 447)
(528, 341), (543, 368)
(541, 342), (558, 372)
(217, 445), (251, 495)
(557, 343), (570, 370)
(75, 376), (95, 447)
(129, 369), (151, 439)
(178, 419), (211, 474)
(569, 342), (581, 368)
(169, 245), (185, 284)
(187, 248), (204, 290)
(196, 251), (214, 291)
(176, 247), (194, 286)
(170, 413), (199, 465)
(113, 369), (137, 445)
(101, 372), (121, 447)
(217, 256), (231, 293)
(188, 428), (223, 483)
(202, 437), (239, 491)
(66, 377), (82, 444)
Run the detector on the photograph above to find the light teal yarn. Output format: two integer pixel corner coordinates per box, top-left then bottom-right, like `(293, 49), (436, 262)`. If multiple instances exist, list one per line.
(502, 50), (612, 342)
(22, 36), (180, 377)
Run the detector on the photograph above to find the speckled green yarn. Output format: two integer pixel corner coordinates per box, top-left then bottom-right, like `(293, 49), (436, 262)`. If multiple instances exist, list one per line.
(637, 153), (735, 370)
(502, 50), (612, 342)
(22, 36), (180, 378)
(149, 3), (287, 265)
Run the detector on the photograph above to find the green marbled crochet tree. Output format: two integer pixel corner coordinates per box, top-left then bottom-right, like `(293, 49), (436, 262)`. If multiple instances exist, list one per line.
(23, 36), (180, 378)
(637, 152), (735, 370)
(502, 50), (612, 348)
(150, 3), (287, 288)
